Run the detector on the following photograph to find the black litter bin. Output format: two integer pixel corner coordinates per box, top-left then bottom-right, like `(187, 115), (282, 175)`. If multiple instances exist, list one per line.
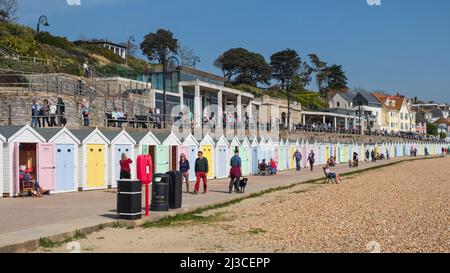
(150, 174), (170, 212)
(117, 180), (142, 220)
(166, 171), (182, 209)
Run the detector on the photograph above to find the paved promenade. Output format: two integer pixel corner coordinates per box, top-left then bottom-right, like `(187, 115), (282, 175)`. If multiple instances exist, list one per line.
(0, 157), (425, 252)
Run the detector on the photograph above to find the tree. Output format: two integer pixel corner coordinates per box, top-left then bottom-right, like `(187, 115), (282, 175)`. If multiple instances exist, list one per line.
(140, 29), (179, 64)
(270, 49), (302, 129)
(140, 29), (179, 126)
(427, 123), (438, 136)
(440, 132), (448, 140)
(179, 45), (200, 68)
(0, 0), (18, 23)
(214, 48), (271, 86)
(308, 53), (329, 99)
(324, 64), (348, 94)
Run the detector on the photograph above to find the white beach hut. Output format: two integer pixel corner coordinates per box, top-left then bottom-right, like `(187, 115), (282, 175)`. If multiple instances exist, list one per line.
(180, 134), (200, 181)
(215, 135), (230, 179)
(0, 125), (49, 197)
(0, 132), (5, 197)
(100, 129), (137, 188)
(70, 128), (110, 191)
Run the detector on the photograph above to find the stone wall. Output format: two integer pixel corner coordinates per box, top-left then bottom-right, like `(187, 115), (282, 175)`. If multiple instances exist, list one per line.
(0, 84), (153, 127)
(285, 131), (428, 144)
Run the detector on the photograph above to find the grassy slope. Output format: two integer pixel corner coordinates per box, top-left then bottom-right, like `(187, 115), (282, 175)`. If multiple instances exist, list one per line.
(0, 22), (150, 78)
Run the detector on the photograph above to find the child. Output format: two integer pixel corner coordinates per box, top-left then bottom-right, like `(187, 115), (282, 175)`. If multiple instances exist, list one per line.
(348, 160), (353, 168)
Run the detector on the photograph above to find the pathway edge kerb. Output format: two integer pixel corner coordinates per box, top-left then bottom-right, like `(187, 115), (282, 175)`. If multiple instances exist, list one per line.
(0, 156), (440, 253)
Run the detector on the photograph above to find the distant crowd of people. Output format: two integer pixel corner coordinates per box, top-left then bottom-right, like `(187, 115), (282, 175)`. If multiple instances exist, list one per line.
(31, 98), (66, 128)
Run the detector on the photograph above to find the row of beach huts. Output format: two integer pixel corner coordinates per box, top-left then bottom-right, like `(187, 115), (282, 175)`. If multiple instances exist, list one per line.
(0, 124), (447, 197)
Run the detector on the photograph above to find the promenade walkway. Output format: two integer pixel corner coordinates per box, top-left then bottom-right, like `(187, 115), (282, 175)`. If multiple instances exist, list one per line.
(0, 157), (425, 252)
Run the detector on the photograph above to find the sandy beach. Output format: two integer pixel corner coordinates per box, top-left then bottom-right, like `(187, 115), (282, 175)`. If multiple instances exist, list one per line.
(38, 157), (450, 253)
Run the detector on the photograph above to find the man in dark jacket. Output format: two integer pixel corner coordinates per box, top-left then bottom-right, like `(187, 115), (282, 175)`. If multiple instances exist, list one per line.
(194, 151), (209, 194)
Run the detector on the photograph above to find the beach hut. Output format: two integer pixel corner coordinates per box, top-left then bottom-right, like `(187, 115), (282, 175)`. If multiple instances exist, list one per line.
(0, 125), (53, 197)
(301, 140), (308, 168)
(70, 128), (110, 191)
(215, 135), (230, 179)
(240, 137), (251, 176)
(36, 128), (81, 193)
(251, 137), (259, 175)
(258, 137), (266, 164)
(0, 133), (5, 197)
(151, 131), (174, 174)
(100, 129), (137, 188)
(288, 139), (296, 170)
(128, 130), (161, 177)
(199, 134), (215, 179)
(278, 139), (285, 171)
(180, 134), (200, 181)
(230, 136), (240, 158)
(266, 138), (275, 162)
(162, 132), (183, 172)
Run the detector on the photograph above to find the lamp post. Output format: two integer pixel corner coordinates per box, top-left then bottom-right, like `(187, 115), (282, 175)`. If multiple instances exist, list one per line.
(193, 56), (200, 69)
(125, 35), (135, 67)
(162, 55), (180, 128)
(36, 15), (50, 42)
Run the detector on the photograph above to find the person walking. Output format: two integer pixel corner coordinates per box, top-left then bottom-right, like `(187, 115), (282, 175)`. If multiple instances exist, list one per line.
(229, 148), (242, 193)
(308, 150), (315, 171)
(81, 98), (90, 127)
(194, 151), (209, 194)
(119, 153), (133, 179)
(31, 99), (40, 128)
(57, 98), (66, 126)
(41, 99), (50, 127)
(371, 149), (377, 163)
(365, 149), (370, 162)
(49, 100), (58, 127)
(293, 149), (302, 172)
(179, 153), (190, 193)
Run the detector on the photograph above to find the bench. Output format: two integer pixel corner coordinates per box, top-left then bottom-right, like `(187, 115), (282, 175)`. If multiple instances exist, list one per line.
(323, 167), (337, 184)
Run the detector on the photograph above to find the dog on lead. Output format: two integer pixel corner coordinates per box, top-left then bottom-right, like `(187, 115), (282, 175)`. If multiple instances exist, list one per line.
(239, 178), (248, 193)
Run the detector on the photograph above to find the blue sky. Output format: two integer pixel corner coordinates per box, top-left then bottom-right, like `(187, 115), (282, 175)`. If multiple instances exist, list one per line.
(16, 0), (450, 103)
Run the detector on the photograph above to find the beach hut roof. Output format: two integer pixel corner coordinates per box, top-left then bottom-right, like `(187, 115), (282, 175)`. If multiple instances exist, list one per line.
(152, 131), (172, 144)
(0, 124), (45, 142)
(230, 136), (241, 146)
(216, 135), (230, 147)
(70, 128), (110, 144)
(100, 129), (136, 145)
(251, 137), (259, 147)
(182, 134), (200, 146)
(127, 131), (149, 144)
(35, 127), (81, 144)
(200, 134), (215, 146)
(241, 137), (251, 147)
(0, 132), (5, 142)
(162, 132), (182, 146)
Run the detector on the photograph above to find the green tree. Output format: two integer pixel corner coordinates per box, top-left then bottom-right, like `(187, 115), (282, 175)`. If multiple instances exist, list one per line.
(140, 29), (179, 125)
(324, 64), (348, 97)
(214, 48), (271, 86)
(270, 49), (301, 90)
(440, 132), (447, 140)
(308, 53), (329, 99)
(140, 29), (179, 64)
(427, 123), (438, 136)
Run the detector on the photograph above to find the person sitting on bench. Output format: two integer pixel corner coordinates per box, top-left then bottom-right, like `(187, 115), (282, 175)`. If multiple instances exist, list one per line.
(258, 159), (269, 175)
(325, 164), (342, 184)
(269, 159), (277, 175)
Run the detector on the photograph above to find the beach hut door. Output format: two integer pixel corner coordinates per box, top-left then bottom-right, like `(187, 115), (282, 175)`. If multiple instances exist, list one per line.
(38, 143), (56, 191)
(114, 144), (132, 187)
(13, 143), (19, 196)
(156, 145), (169, 174)
(56, 144), (75, 191)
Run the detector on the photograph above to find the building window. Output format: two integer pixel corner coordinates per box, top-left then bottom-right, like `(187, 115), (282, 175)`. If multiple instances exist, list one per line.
(337, 102), (340, 107)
